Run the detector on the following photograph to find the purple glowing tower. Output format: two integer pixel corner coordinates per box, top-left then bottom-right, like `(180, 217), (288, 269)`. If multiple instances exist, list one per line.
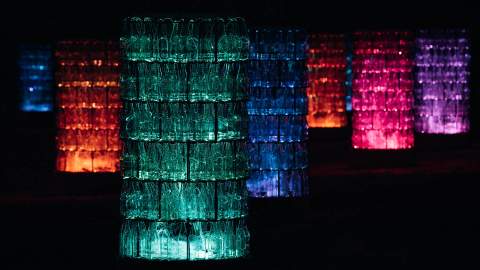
(415, 29), (471, 134)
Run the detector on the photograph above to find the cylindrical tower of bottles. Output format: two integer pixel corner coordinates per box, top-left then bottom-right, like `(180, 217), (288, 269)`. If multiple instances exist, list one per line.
(307, 33), (348, 128)
(119, 17), (250, 260)
(352, 31), (414, 150)
(414, 29), (471, 134)
(247, 28), (309, 198)
(19, 45), (53, 112)
(55, 40), (121, 172)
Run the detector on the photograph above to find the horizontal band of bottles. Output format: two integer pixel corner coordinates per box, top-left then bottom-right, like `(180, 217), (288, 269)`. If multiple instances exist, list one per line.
(247, 88), (307, 116)
(121, 62), (248, 102)
(248, 169), (308, 198)
(248, 115), (308, 143)
(120, 218), (249, 260)
(249, 28), (307, 61)
(248, 142), (308, 170)
(121, 101), (247, 142)
(57, 90), (121, 109)
(56, 150), (120, 172)
(121, 140), (248, 182)
(308, 94), (347, 110)
(57, 129), (120, 151)
(353, 110), (414, 130)
(352, 96), (414, 112)
(415, 116), (470, 134)
(121, 179), (247, 221)
(121, 17), (249, 63)
(352, 129), (414, 149)
(248, 61), (307, 88)
(57, 109), (120, 130)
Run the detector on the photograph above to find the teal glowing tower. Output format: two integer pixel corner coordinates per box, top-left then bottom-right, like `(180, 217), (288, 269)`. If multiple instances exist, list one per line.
(119, 17), (250, 260)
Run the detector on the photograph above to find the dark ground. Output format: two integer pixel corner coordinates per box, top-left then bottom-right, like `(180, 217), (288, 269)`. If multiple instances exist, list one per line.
(1, 113), (480, 270)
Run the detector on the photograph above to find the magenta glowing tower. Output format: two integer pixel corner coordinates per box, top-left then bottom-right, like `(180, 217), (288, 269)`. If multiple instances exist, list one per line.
(414, 29), (471, 134)
(352, 31), (414, 150)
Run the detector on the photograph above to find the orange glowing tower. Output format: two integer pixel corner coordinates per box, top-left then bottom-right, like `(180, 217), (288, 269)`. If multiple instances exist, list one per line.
(307, 34), (348, 128)
(55, 40), (121, 172)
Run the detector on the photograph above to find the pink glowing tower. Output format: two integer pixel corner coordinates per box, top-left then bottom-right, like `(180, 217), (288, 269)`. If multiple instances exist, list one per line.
(352, 31), (414, 150)
(414, 29), (471, 134)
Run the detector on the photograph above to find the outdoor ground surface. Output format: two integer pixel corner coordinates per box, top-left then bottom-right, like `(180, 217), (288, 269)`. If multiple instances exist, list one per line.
(1, 113), (480, 269)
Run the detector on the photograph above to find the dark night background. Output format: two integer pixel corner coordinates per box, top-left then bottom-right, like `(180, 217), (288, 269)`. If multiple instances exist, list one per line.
(0, 0), (479, 269)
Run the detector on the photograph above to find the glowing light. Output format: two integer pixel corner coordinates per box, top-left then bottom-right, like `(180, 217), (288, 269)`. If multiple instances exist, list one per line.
(414, 29), (470, 134)
(352, 31), (414, 150)
(19, 45), (53, 112)
(247, 28), (309, 197)
(307, 33), (348, 128)
(119, 17), (250, 261)
(55, 40), (121, 172)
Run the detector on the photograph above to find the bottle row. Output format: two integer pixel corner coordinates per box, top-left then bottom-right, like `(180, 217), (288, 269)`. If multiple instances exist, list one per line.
(414, 115), (470, 134)
(121, 140), (249, 181)
(351, 129), (415, 150)
(121, 62), (247, 102)
(415, 99), (470, 115)
(57, 108), (120, 130)
(57, 129), (120, 151)
(249, 28), (307, 61)
(248, 142), (308, 170)
(121, 17), (249, 63)
(121, 101), (248, 142)
(416, 70), (469, 83)
(308, 94), (347, 113)
(121, 179), (247, 221)
(55, 40), (119, 67)
(247, 169), (308, 198)
(120, 218), (249, 260)
(56, 150), (120, 173)
(247, 87), (307, 116)
(248, 60), (307, 88)
(414, 88), (470, 101)
(353, 110), (414, 130)
(351, 92), (414, 111)
(248, 116), (308, 143)
(57, 88), (121, 109)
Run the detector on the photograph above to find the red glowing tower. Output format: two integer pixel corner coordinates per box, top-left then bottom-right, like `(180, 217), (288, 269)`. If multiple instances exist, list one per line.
(307, 33), (348, 128)
(55, 40), (121, 172)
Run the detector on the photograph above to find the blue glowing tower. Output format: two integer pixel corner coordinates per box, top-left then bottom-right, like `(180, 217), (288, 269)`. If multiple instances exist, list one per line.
(19, 45), (53, 112)
(247, 28), (309, 198)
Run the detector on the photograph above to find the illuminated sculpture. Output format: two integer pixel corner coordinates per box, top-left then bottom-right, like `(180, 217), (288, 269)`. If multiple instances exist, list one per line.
(307, 34), (348, 128)
(352, 31), (414, 149)
(19, 45), (53, 112)
(119, 17), (250, 260)
(55, 40), (121, 172)
(247, 28), (308, 197)
(414, 29), (471, 134)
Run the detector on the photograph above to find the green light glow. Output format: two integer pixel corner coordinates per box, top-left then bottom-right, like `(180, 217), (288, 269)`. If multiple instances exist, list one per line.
(120, 16), (250, 261)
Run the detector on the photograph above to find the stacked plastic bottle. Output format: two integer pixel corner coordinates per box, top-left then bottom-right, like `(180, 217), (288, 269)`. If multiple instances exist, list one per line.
(19, 45), (53, 112)
(55, 40), (121, 172)
(414, 29), (471, 134)
(119, 17), (250, 260)
(247, 28), (308, 198)
(307, 34), (348, 128)
(352, 31), (414, 150)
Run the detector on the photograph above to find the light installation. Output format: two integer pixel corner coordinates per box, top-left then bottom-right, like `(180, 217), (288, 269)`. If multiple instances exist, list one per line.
(352, 31), (414, 150)
(247, 28), (309, 197)
(414, 29), (471, 134)
(55, 40), (121, 172)
(119, 17), (250, 260)
(19, 45), (53, 112)
(307, 33), (348, 128)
